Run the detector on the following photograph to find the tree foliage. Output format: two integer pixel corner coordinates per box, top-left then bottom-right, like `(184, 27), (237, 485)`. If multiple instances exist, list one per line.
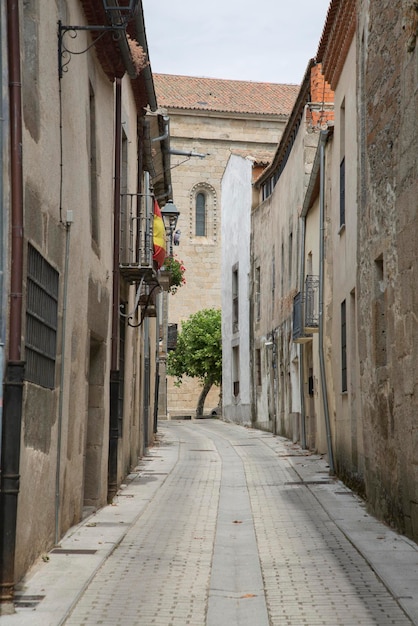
(167, 308), (222, 416)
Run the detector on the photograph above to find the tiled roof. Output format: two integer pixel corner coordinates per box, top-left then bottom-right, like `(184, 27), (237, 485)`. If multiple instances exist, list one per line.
(316, 0), (356, 90)
(154, 74), (299, 116)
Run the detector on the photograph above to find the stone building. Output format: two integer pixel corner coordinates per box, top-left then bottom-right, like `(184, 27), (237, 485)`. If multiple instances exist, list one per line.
(154, 74), (299, 417)
(356, 0), (418, 538)
(244, 0), (418, 543)
(0, 0), (171, 608)
(250, 62), (334, 438)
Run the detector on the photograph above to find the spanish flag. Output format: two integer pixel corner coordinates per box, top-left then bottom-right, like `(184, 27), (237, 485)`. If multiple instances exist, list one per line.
(153, 199), (166, 269)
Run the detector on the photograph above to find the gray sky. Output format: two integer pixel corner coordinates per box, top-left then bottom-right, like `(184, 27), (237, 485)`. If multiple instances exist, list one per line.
(142, 0), (331, 85)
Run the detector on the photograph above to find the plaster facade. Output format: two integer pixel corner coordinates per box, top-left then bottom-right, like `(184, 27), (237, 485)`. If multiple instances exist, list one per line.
(221, 154), (253, 424)
(1, 0), (170, 596)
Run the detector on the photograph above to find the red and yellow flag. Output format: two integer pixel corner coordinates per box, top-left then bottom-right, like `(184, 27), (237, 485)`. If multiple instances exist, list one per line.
(153, 199), (166, 269)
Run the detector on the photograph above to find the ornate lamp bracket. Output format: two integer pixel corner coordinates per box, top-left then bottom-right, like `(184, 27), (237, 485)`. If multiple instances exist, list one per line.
(58, 20), (127, 78)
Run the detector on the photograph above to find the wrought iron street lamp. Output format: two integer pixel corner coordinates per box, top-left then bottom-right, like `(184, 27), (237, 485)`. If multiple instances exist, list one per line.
(161, 200), (180, 256)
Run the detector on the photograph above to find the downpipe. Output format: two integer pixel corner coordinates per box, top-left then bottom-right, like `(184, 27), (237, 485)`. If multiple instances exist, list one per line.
(298, 215), (307, 449)
(318, 133), (335, 474)
(0, 0), (25, 610)
(55, 217), (72, 544)
(108, 78), (122, 503)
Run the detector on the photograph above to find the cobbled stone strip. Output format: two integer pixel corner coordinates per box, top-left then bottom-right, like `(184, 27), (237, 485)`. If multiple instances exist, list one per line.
(64, 423), (221, 626)
(204, 428), (269, 626)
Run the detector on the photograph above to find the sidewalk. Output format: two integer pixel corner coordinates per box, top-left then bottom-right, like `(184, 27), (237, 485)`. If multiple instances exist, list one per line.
(0, 429), (180, 626)
(262, 433), (418, 624)
(1, 420), (418, 625)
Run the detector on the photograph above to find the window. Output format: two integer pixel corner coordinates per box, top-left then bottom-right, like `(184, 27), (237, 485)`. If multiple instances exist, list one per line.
(374, 257), (387, 367)
(232, 265), (239, 333)
(118, 302), (126, 436)
(190, 183), (217, 241)
(339, 99), (346, 229)
(341, 299), (347, 392)
(232, 346), (240, 397)
(340, 157), (346, 228)
(120, 130), (129, 263)
(167, 323), (178, 351)
(26, 244), (59, 389)
(255, 348), (262, 387)
(255, 266), (261, 322)
(288, 231), (293, 287)
(195, 192), (206, 236)
(89, 83), (99, 245)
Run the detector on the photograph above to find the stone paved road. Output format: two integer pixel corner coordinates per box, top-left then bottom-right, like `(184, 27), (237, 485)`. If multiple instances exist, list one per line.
(61, 419), (414, 626)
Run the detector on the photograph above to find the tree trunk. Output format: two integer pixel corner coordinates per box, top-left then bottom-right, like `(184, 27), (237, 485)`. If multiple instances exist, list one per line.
(196, 380), (212, 417)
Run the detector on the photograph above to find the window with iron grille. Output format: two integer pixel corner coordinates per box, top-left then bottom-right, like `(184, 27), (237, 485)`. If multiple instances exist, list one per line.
(26, 244), (59, 388)
(232, 265), (239, 333)
(232, 345), (240, 397)
(255, 266), (261, 322)
(340, 157), (346, 227)
(167, 323), (178, 351)
(255, 348), (262, 388)
(118, 303), (126, 436)
(341, 299), (347, 392)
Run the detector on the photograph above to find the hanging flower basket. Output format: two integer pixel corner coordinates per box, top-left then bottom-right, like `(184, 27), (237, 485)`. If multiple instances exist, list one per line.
(158, 270), (173, 292)
(160, 256), (186, 294)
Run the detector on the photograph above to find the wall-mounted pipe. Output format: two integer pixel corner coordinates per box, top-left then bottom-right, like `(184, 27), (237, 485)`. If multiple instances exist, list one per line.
(0, 0), (25, 609)
(55, 216), (72, 545)
(0, 0), (8, 471)
(169, 148), (206, 158)
(318, 131), (335, 474)
(108, 77), (122, 503)
(298, 215), (307, 449)
(151, 115), (169, 143)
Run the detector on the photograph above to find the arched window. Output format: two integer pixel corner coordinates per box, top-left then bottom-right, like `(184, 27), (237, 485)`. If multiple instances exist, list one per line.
(195, 192), (206, 236)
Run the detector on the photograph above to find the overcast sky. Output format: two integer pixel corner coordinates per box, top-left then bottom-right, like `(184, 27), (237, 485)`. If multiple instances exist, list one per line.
(142, 0), (331, 85)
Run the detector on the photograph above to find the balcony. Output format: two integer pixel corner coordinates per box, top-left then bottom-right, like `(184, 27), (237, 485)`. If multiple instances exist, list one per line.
(304, 275), (319, 332)
(119, 193), (159, 285)
(292, 291), (312, 343)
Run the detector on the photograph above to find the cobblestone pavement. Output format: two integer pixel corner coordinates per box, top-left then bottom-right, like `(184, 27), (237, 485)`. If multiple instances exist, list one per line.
(4, 419), (418, 626)
(65, 424), (220, 626)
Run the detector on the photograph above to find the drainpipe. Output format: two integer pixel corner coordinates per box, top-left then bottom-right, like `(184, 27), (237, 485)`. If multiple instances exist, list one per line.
(153, 297), (160, 435)
(108, 78), (122, 502)
(143, 316), (150, 447)
(142, 174), (151, 448)
(0, 0), (25, 609)
(0, 0), (8, 468)
(318, 132), (335, 474)
(55, 214), (72, 544)
(298, 215), (307, 449)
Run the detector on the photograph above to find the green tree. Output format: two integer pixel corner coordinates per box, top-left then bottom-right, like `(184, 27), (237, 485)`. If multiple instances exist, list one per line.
(167, 308), (222, 417)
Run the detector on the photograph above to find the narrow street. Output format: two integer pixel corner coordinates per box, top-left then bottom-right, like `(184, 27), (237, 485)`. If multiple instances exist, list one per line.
(5, 419), (418, 626)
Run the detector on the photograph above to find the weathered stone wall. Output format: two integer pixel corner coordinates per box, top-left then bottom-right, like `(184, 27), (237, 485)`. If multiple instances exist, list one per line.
(358, 0), (418, 538)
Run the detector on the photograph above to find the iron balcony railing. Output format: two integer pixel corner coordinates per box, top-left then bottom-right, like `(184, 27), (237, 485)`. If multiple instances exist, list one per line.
(119, 193), (158, 285)
(304, 275), (319, 331)
(292, 291), (312, 343)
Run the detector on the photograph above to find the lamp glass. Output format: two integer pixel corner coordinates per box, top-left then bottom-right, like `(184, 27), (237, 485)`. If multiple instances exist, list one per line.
(102, 0), (137, 14)
(161, 200), (180, 233)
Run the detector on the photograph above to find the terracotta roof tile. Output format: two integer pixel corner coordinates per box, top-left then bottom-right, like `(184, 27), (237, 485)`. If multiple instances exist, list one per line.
(154, 74), (299, 116)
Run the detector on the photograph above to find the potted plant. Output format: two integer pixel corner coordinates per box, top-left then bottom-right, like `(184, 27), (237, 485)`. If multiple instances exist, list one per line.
(160, 256), (186, 294)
